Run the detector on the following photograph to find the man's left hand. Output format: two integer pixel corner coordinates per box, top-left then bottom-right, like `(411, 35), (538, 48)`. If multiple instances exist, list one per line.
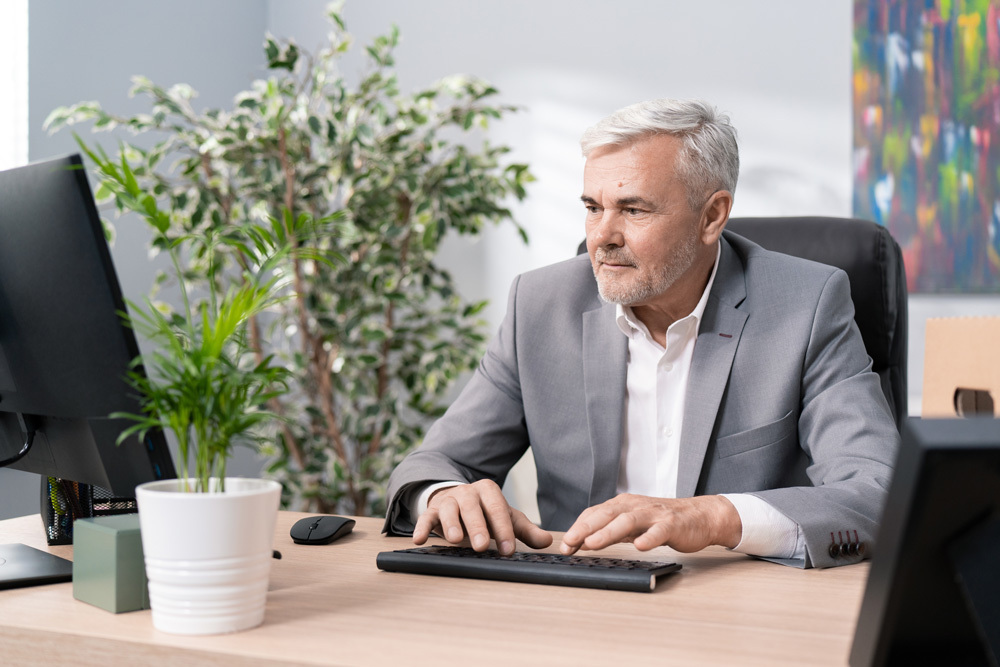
(560, 494), (742, 555)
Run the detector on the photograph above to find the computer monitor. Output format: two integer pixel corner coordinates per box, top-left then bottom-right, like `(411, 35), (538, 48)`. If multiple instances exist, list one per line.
(849, 417), (1000, 667)
(0, 154), (175, 586)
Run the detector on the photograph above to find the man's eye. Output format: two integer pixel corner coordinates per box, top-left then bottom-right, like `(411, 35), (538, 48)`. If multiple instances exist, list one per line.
(585, 205), (600, 214)
(624, 208), (642, 215)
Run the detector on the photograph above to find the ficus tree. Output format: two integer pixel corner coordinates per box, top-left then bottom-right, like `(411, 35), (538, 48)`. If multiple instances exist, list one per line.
(46, 5), (532, 516)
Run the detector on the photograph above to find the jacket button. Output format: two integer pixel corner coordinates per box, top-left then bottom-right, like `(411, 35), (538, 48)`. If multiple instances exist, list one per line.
(857, 542), (866, 557)
(829, 543), (841, 559)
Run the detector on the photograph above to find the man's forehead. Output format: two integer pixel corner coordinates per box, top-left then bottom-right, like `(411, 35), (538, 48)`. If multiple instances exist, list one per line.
(584, 142), (680, 185)
(583, 156), (644, 182)
(586, 136), (680, 176)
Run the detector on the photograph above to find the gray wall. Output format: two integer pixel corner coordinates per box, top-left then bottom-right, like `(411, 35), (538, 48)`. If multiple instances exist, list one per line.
(4, 1), (998, 521)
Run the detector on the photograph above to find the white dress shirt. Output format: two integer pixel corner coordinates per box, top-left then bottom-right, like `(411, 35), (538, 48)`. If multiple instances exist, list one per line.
(614, 243), (803, 561)
(414, 243), (805, 562)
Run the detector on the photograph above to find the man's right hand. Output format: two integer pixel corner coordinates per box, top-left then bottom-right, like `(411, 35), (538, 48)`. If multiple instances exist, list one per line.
(412, 479), (553, 556)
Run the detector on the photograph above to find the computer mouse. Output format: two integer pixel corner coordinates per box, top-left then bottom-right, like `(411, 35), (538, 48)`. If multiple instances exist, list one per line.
(290, 515), (356, 545)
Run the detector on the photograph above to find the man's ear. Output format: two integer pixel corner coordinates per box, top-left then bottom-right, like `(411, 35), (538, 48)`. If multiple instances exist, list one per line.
(699, 190), (733, 245)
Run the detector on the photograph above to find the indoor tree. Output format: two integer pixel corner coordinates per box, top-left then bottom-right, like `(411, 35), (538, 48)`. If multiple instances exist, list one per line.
(46, 5), (532, 516)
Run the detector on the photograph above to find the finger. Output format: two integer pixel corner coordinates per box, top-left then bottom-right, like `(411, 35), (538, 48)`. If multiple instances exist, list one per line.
(559, 512), (594, 554)
(412, 508), (440, 545)
(560, 505), (613, 554)
(456, 493), (493, 551)
(478, 485), (517, 555)
(511, 510), (553, 549)
(435, 495), (466, 544)
(582, 511), (643, 551)
(633, 521), (670, 551)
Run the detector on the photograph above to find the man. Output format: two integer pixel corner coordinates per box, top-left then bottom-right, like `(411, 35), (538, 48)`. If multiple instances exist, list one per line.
(382, 98), (899, 568)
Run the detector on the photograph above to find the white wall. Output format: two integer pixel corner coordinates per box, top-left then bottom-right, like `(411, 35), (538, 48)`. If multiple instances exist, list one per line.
(270, 0), (858, 332)
(4, 0), (997, 521)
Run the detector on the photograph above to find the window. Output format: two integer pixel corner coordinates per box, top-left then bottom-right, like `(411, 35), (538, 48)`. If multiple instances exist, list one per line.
(0, 0), (29, 170)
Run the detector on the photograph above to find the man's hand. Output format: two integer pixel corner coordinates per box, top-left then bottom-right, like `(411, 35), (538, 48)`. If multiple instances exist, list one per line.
(413, 479), (553, 556)
(560, 494), (742, 555)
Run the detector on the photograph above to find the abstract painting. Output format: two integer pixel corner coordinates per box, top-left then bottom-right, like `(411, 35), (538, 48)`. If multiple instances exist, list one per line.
(854, 0), (1000, 292)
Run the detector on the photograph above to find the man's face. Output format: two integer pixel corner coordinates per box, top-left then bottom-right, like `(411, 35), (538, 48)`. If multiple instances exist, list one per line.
(583, 134), (709, 309)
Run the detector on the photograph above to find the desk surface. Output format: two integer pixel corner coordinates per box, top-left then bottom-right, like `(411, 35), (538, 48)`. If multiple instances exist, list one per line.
(0, 511), (868, 666)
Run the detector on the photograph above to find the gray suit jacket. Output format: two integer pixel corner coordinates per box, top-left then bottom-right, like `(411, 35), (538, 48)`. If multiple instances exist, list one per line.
(384, 231), (900, 568)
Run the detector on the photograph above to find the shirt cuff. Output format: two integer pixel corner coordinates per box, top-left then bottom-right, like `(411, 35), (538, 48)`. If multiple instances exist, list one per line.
(413, 481), (465, 520)
(720, 493), (805, 562)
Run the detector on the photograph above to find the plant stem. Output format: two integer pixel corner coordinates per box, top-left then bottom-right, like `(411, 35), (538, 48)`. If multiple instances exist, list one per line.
(278, 123), (358, 508)
(246, 314), (307, 474)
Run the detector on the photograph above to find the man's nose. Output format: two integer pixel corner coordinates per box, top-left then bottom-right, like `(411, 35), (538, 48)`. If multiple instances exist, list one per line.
(589, 210), (625, 248)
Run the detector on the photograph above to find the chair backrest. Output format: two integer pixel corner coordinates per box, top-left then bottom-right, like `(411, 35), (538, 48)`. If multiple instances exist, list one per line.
(726, 216), (908, 427)
(577, 216), (909, 426)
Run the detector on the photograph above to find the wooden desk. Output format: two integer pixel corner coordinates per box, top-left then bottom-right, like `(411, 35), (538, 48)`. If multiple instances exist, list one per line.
(0, 511), (868, 666)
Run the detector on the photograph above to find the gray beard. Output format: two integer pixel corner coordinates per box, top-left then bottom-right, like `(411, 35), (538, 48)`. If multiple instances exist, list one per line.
(592, 235), (698, 306)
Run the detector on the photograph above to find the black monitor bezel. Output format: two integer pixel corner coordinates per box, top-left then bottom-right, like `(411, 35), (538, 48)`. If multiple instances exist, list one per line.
(849, 416), (1000, 666)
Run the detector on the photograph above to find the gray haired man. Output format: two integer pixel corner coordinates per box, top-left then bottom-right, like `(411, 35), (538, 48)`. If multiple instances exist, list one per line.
(383, 99), (899, 568)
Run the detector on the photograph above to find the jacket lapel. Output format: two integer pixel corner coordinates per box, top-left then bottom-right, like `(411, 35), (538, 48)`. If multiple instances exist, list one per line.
(582, 303), (628, 506)
(676, 238), (748, 498)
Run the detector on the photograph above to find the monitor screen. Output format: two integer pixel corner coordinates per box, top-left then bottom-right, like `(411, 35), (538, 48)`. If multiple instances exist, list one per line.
(849, 417), (1000, 666)
(0, 154), (175, 497)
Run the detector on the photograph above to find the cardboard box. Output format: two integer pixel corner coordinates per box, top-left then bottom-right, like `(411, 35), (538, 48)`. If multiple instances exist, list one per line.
(72, 514), (149, 613)
(922, 317), (1000, 418)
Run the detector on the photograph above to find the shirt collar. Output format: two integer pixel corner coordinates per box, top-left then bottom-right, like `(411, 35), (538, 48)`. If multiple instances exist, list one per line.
(615, 241), (722, 339)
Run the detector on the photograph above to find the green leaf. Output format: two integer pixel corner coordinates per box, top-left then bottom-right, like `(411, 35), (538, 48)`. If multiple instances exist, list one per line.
(264, 37), (279, 64)
(361, 329), (387, 342)
(462, 300), (488, 317)
(93, 182), (114, 202)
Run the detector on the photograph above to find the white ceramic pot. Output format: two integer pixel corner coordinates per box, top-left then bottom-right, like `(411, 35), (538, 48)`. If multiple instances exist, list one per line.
(135, 477), (281, 635)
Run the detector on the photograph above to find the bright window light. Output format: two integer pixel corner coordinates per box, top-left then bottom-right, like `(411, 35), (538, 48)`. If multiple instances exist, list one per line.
(0, 0), (29, 171)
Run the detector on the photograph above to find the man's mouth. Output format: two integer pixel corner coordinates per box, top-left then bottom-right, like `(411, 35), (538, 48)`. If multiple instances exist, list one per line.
(595, 250), (635, 269)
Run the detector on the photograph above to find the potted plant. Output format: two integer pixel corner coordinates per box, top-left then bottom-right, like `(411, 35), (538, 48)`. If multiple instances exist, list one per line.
(76, 141), (301, 635)
(45, 5), (533, 518)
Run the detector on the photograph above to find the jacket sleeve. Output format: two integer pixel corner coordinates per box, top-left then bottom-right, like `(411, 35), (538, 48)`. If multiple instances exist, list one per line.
(382, 277), (531, 535)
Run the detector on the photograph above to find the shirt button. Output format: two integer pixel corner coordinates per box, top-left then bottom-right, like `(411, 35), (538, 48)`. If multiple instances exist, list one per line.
(663, 362), (673, 371)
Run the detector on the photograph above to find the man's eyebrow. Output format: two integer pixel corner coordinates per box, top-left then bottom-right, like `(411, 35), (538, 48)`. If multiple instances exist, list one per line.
(579, 195), (655, 209)
(614, 196), (655, 209)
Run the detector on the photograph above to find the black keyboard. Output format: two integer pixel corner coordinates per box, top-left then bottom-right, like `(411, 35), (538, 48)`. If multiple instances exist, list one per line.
(375, 545), (681, 593)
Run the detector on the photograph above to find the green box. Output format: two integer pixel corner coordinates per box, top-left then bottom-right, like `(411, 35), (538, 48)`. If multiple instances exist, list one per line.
(72, 514), (149, 613)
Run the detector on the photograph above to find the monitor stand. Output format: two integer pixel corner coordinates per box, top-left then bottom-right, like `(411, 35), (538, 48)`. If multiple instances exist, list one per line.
(0, 543), (73, 590)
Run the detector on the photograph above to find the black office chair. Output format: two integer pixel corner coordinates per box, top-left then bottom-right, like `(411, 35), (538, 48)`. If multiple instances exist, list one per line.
(578, 216), (909, 427)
